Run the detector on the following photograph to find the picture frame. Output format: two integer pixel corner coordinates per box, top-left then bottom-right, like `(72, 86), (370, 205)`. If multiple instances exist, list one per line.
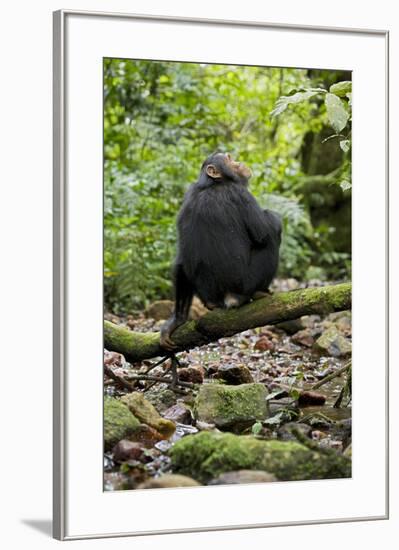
(53, 9), (389, 541)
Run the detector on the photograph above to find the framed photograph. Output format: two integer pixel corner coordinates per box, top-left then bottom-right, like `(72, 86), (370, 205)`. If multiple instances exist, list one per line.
(53, 9), (389, 540)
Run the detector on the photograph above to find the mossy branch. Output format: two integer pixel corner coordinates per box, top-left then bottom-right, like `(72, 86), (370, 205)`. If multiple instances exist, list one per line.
(104, 283), (351, 363)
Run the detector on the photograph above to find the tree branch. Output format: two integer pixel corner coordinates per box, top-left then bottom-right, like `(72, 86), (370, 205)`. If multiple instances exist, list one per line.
(104, 283), (351, 363)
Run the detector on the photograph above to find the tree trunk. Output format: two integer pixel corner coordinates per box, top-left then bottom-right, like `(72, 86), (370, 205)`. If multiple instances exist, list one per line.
(104, 282), (351, 363)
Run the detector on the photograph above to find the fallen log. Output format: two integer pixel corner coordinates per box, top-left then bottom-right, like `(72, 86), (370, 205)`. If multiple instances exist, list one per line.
(104, 282), (351, 363)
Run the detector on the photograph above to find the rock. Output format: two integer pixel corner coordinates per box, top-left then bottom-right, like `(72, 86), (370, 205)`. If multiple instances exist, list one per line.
(104, 350), (125, 367)
(104, 397), (141, 451)
(319, 438), (343, 453)
(276, 315), (320, 334)
(254, 336), (274, 351)
(112, 440), (146, 462)
(327, 310), (352, 334)
(144, 386), (177, 413)
(178, 366), (205, 384)
(145, 300), (174, 321)
(314, 326), (352, 357)
(277, 422), (312, 441)
(169, 431), (351, 484)
(335, 316), (351, 334)
(208, 470), (277, 485)
(330, 418), (352, 448)
(104, 472), (129, 491)
(311, 430), (328, 440)
(291, 329), (314, 347)
(121, 392), (176, 439)
(196, 420), (217, 431)
(214, 363), (254, 385)
(163, 402), (193, 424)
(145, 297), (208, 321)
(298, 390), (326, 406)
(128, 424), (165, 447)
(327, 310), (351, 322)
(136, 474), (201, 489)
(194, 383), (269, 431)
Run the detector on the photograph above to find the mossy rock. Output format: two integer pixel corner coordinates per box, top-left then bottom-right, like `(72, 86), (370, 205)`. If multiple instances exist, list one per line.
(194, 383), (268, 431)
(169, 431), (351, 484)
(314, 326), (352, 357)
(104, 397), (141, 451)
(121, 392), (175, 439)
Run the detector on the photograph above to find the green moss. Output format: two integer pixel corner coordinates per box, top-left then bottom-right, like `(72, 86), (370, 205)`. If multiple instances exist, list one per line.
(104, 284), (351, 361)
(121, 392), (176, 438)
(169, 431), (351, 483)
(104, 320), (160, 362)
(194, 384), (268, 431)
(104, 397), (141, 451)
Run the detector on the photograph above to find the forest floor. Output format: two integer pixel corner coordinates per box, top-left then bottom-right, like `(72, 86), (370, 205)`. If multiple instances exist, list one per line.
(104, 278), (352, 491)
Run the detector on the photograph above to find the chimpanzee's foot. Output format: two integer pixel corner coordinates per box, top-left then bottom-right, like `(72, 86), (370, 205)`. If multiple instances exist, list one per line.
(160, 317), (183, 351)
(160, 334), (177, 352)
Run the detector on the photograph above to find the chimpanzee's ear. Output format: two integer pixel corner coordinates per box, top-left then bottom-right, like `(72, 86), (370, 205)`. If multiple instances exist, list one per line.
(206, 164), (222, 179)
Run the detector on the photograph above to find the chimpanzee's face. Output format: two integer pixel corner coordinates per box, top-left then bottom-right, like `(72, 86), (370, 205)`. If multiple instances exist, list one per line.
(203, 152), (252, 182)
(223, 153), (252, 179)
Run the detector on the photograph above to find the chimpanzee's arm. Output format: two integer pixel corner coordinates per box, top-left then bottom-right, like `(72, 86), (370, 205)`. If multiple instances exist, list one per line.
(242, 194), (274, 246)
(160, 263), (194, 350)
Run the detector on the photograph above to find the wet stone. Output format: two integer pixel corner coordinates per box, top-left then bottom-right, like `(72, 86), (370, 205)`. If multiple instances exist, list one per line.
(254, 336), (275, 352)
(208, 470), (277, 485)
(144, 386), (177, 413)
(195, 383), (269, 431)
(291, 329), (315, 348)
(136, 474), (201, 489)
(214, 363), (254, 385)
(163, 402), (193, 424)
(298, 391), (326, 406)
(314, 326), (352, 357)
(112, 440), (146, 463)
(178, 366), (205, 384)
(277, 422), (312, 441)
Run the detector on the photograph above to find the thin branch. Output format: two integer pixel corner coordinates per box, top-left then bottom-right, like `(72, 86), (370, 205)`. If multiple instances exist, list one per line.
(104, 365), (136, 392)
(311, 361), (351, 390)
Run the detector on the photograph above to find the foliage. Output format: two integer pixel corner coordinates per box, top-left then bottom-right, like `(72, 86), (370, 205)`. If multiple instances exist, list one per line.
(104, 60), (351, 312)
(271, 81), (352, 191)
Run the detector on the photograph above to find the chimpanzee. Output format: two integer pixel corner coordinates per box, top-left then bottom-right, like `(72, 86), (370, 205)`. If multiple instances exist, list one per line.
(160, 152), (282, 350)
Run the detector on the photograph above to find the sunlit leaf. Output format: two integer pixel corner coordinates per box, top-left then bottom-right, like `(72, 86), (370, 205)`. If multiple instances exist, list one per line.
(325, 93), (349, 133)
(270, 89), (322, 118)
(340, 179), (352, 191)
(251, 421), (263, 435)
(339, 139), (350, 153)
(329, 81), (352, 97)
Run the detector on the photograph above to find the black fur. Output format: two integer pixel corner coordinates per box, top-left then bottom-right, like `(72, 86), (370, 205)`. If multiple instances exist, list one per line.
(160, 152), (282, 348)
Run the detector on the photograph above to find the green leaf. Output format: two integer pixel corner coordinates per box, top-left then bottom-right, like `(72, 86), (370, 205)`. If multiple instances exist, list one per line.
(329, 81), (352, 97)
(346, 92), (352, 106)
(251, 421), (263, 435)
(270, 89), (321, 117)
(340, 139), (350, 153)
(340, 179), (352, 191)
(289, 388), (301, 400)
(325, 93), (349, 133)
